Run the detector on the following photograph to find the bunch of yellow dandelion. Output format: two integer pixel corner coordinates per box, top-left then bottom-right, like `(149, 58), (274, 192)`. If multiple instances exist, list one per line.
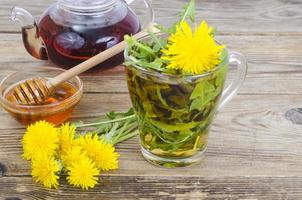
(22, 120), (122, 190)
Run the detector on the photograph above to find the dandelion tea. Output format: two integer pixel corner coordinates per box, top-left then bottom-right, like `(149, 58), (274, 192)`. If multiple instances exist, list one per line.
(126, 62), (228, 166)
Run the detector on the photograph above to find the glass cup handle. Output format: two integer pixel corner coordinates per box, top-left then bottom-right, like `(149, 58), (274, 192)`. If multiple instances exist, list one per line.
(218, 51), (248, 110)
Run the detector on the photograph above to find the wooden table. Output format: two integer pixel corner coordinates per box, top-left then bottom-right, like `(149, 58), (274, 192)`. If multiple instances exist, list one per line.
(1, 0), (302, 199)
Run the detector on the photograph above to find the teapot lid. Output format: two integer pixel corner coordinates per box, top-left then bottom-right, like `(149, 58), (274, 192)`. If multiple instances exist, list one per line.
(50, 0), (131, 27)
(59, 0), (119, 14)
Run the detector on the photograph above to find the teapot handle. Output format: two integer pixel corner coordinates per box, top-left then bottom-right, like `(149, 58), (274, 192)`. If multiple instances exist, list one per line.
(126, 0), (154, 30)
(125, 0), (135, 4)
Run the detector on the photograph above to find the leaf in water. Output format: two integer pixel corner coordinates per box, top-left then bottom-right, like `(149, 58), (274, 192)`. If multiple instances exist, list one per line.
(190, 96), (205, 111)
(190, 80), (215, 100)
(156, 85), (169, 107)
(148, 118), (199, 133)
(143, 101), (157, 118)
(215, 65), (228, 87)
(220, 48), (229, 64)
(189, 81), (217, 111)
(204, 81), (216, 93)
(190, 81), (204, 100)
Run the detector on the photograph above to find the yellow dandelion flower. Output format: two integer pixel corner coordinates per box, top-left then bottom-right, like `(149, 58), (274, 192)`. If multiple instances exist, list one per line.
(66, 156), (99, 190)
(31, 155), (60, 189)
(58, 123), (76, 155)
(161, 21), (225, 75)
(61, 145), (86, 167)
(77, 134), (119, 171)
(22, 121), (59, 160)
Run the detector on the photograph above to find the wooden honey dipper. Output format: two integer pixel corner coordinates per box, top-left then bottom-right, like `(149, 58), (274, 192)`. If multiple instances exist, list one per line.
(12, 26), (157, 105)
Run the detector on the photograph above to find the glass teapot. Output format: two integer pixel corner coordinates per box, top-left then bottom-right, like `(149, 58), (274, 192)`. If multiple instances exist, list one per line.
(11, 0), (153, 69)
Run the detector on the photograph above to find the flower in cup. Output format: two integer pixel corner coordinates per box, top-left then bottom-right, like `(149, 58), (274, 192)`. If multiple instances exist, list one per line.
(124, 0), (226, 75)
(161, 21), (224, 74)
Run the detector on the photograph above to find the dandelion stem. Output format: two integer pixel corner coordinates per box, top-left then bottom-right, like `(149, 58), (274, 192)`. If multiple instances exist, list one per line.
(75, 115), (136, 128)
(113, 130), (139, 145)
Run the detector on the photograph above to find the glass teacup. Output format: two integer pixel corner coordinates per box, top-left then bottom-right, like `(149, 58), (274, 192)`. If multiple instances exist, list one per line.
(124, 34), (247, 167)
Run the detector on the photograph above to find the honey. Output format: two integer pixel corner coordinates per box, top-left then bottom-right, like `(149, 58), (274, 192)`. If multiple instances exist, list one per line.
(4, 80), (79, 125)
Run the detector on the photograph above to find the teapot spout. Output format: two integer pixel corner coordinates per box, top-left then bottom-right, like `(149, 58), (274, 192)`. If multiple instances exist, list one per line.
(11, 7), (35, 27)
(11, 7), (48, 60)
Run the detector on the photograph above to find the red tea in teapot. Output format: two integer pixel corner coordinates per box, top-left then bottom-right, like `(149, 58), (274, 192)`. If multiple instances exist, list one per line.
(15, 0), (148, 71)
(38, 10), (140, 69)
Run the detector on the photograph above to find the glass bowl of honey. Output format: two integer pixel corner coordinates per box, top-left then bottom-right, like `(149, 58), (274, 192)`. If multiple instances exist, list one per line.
(0, 67), (83, 125)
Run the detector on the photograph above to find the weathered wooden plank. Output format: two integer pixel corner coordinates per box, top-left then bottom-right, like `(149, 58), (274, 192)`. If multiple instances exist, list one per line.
(1, 0), (302, 34)
(3, 62), (302, 95)
(0, 176), (302, 199)
(2, 33), (302, 64)
(0, 94), (301, 177)
(0, 34), (302, 95)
